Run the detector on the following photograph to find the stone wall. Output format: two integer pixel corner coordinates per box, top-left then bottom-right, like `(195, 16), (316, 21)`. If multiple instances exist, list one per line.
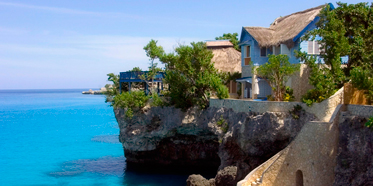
(347, 104), (373, 118)
(210, 87), (344, 122)
(289, 64), (313, 102)
(242, 65), (252, 78)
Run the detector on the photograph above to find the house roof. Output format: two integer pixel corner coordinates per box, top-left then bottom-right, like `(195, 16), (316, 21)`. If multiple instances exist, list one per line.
(210, 47), (241, 74)
(206, 40), (234, 48)
(244, 4), (326, 47)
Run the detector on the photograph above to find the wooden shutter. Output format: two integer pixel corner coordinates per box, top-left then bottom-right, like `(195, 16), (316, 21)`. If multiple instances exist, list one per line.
(232, 81), (237, 93)
(245, 58), (251, 65)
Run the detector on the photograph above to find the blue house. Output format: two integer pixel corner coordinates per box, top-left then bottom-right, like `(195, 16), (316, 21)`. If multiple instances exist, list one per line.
(237, 4), (334, 99)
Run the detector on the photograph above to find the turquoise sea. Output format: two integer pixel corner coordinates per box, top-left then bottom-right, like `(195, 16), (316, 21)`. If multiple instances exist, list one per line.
(0, 89), (188, 186)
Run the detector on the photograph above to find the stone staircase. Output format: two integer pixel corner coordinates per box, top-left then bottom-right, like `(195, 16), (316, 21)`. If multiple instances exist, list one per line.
(247, 177), (262, 186)
(238, 104), (344, 186)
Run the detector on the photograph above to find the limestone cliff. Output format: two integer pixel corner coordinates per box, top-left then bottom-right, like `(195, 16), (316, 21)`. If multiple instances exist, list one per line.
(333, 114), (373, 186)
(114, 106), (316, 185)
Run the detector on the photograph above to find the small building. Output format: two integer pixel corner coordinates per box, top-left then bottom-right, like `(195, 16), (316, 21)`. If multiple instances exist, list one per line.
(238, 4), (334, 99)
(206, 40), (241, 98)
(119, 71), (165, 95)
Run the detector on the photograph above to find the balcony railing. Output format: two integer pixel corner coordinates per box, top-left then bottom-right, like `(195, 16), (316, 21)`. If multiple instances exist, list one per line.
(119, 71), (165, 82)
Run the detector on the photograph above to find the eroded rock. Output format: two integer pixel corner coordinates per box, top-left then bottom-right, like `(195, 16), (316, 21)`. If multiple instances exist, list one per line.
(333, 115), (373, 186)
(115, 106), (316, 185)
(186, 174), (215, 186)
(215, 166), (237, 186)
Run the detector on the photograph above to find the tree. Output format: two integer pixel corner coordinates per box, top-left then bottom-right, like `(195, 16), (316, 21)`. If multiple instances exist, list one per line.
(104, 73), (120, 103)
(296, 51), (338, 105)
(300, 2), (373, 104)
(255, 54), (300, 101)
(129, 67), (142, 72)
(127, 67), (144, 90)
(143, 40), (165, 94)
(215, 33), (240, 51)
(160, 42), (229, 110)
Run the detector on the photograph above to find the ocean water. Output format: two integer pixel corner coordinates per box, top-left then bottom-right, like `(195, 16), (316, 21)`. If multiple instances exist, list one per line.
(0, 89), (188, 186)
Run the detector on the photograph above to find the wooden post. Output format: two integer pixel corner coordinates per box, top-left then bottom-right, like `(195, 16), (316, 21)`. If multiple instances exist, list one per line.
(241, 82), (245, 99)
(252, 65), (258, 99)
(229, 80), (234, 93)
(144, 82), (146, 95)
(157, 82), (160, 94)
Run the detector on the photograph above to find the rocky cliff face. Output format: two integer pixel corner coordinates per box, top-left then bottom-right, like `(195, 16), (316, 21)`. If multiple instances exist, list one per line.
(114, 106), (316, 185)
(334, 114), (373, 186)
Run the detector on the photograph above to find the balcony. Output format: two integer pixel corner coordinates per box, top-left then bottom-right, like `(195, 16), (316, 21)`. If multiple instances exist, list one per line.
(119, 71), (165, 83)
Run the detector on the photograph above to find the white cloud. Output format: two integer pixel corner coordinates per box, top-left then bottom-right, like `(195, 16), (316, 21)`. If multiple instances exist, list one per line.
(0, 2), (234, 28)
(0, 35), (203, 61)
(0, 1), (140, 19)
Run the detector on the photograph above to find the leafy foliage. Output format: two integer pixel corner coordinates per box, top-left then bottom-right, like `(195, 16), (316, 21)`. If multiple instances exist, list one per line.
(350, 67), (373, 103)
(126, 67), (144, 90)
(255, 54), (300, 101)
(159, 42), (229, 110)
(150, 93), (166, 107)
(289, 104), (303, 120)
(300, 2), (373, 105)
(107, 40), (229, 112)
(284, 86), (295, 102)
(113, 91), (150, 118)
(104, 73), (120, 103)
(217, 115), (229, 133)
(219, 72), (242, 85)
(296, 51), (338, 106)
(215, 33), (240, 51)
(366, 116), (373, 128)
(143, 40), (165, 94)
(129, 67), (142, 72)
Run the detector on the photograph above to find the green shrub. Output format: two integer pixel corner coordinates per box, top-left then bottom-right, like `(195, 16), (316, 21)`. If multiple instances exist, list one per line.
(350, 67), (373, 103)
(125, 109), (134, 118)
(151, 93), (164, 107)
(283, 86), (295, 102)
(113, 91), (150, 118)
(365, 116), (373, 128)
(255, 54), (300, 101)
(160, 42), (229, 110)
(267, 95), (275, 101)
(289, 104), (303, 120)
(237, 82), (242, 98)
(217, 115), (229, 133)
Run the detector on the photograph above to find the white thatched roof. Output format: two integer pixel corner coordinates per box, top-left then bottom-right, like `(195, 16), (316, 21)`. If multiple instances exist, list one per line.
(210, 47), (241, 74)
(244, 5), (325, 47)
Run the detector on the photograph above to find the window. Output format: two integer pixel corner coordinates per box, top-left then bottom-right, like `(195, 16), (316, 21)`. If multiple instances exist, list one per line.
(260, 47), (266, 57)
(308, 41), (320, 55)
(246, 46), (251, 58)
(267, 47), (273, 55)
(274, 46), (281, 55)
(245, 45), (251, 65)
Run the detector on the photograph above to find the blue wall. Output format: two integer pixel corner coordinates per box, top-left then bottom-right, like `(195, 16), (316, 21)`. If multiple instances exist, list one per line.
(240, 30), (270, 66)
(240, 31), (301, 66)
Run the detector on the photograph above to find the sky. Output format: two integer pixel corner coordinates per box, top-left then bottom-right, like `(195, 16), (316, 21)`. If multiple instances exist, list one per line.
(0, 0), (365, 89)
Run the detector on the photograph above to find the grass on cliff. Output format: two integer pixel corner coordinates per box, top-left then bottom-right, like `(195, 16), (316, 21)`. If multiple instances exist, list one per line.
(217, 115), (229, 133)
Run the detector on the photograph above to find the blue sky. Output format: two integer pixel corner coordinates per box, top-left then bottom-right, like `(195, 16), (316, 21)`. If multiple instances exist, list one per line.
(0, 0), (363, 89)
